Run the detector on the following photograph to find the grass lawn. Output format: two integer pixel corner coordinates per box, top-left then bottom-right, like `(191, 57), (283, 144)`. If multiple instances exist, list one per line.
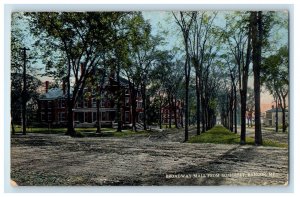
(188, 125), (288, 148)
(12, 125), (150, 138)
(162, 124), (178, 129)
(13, 126), (66, 134)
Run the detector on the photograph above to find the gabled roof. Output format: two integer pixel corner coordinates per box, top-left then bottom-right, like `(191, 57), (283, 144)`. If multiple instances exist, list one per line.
(109, 75), (130, 87)
(39, 88), (64, 100)
(39, 75), (130, 100)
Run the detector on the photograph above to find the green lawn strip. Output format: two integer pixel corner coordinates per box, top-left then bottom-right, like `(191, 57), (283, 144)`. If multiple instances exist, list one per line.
(188, 125), (287, 148)
(162, 124), (178, 129)
(111, 130), (150, 137)
(13, 126), (66, 134)
(13, 126), (151, 138)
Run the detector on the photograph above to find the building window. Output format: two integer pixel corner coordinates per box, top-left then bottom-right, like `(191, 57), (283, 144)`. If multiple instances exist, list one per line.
(101, 98), (105, 107)
(92, 98), (97, 108)
(41, 112), (46, 121)
(93, 112), (97, 122)
(59, 99), (65, 108)
(92, 88), (96, 95)
(59, 112), (65, 122)
(125, 97), (130, 107)
(84, 99), (89, 108)
(77, 101), (83, 108)
(137, 101), (142, 109)
(102, 112), (107, 121)
(47, 112), (52, 122)
(41, 101), (45, 109)
(85, 112), (89, 122)
(77, 112), (84, 123)
(125, 111), (130, 123)
(48, 101), (52, 109)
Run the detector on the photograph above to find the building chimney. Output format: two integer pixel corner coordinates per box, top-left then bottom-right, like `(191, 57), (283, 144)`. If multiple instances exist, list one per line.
(45, 81), (49, 93)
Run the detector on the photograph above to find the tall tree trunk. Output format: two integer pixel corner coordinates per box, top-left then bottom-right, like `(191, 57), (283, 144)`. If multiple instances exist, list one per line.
(205, 104), (209, 130)
(196, 73), (201, 135)
(275, 96), (278, 132)
(142, 83), (147, 131)
(240, 91), (247, 144)
(11, 119), (16, 135)
(234, 84), (237, 133)
(251, 11), (263, 145)
(184, 58), (190, 142)
(282, 108), (286, 132)
(230, 88), (234, 132)
(66, 100), (75, 136)
(181, 102), (184, 128)
(96, 98), (101, 133)
(173, 12), (195, 142)
(282, 94), (287, 133)
(159, 95), (162, 129)
(116, 64), (122, 132)
(240, 21), (251, 145)
(201, 97), (206, 133)
(184, 37), (191, 142)
(130, 82), (137, 132)
(22, 47), (28, 135)
(168, 94), (172, 128)
(174, 96), (178, 129)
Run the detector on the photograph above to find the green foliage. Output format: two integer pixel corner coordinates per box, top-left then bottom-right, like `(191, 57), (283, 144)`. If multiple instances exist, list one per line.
(12, 126), (66, 134)
(189, 125), (244, 144)
(11, 13), (25, 72)
(261, 45), (288, 104)
(262, 46), (288, 85)
(188, 125), (287, 148)
(11, 73), (42, 123)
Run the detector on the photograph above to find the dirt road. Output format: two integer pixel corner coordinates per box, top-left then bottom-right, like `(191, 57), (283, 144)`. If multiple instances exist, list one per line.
(11, 128), (289, 186)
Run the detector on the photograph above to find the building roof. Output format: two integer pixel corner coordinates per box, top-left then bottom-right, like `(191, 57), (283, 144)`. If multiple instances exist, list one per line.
(109, 75), (130, 87)
(39, 88), (65, 100)
(265, 108), (289, 113)
(39, 75), (131, 100)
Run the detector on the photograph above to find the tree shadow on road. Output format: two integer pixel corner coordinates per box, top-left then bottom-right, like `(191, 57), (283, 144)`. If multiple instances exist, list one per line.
(163, 145), (259, 185)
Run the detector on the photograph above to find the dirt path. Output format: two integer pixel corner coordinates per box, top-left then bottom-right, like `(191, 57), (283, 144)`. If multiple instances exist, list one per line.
(11, 128), (288, 186)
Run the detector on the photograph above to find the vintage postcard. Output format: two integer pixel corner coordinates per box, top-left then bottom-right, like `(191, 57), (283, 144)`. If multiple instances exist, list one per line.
(10, 9), (289, 186)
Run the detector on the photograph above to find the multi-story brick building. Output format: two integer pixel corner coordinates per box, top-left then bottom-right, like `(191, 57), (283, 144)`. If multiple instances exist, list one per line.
(37, 76), (143, 128)
(37, 81), (67, 126)
(161, 99), (184, 126)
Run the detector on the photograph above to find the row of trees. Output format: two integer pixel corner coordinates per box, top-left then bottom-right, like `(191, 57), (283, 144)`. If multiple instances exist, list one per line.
(16, 12), (179, 136)
(11, 11), (288, 144)
(172, 11), (288, 145)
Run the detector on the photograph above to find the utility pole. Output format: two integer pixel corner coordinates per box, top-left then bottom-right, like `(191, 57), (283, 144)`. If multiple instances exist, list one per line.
(21, 47), (29, 135)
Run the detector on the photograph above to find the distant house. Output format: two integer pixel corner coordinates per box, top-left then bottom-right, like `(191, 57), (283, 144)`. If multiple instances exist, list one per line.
(161, 99), (184, 126)
(264, 106), (288, 127)
(37, 76), (144, 128)
(37, 81), (67, 126)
